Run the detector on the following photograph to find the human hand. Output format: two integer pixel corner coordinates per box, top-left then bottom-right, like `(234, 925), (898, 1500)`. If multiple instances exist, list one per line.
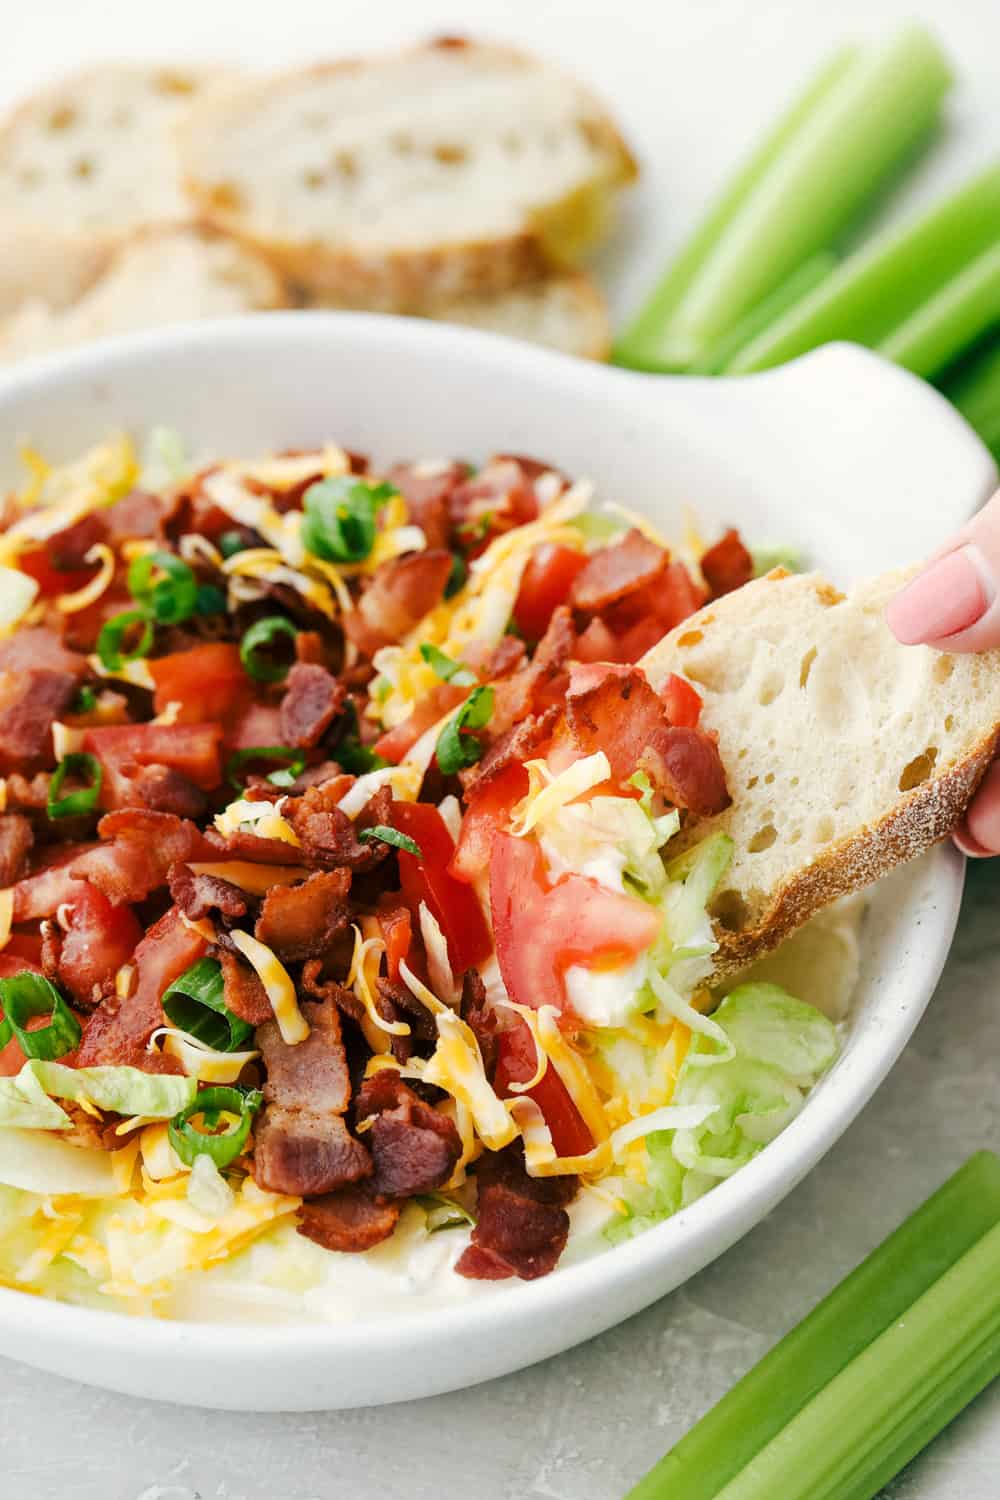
(886, 489), (1000, 856)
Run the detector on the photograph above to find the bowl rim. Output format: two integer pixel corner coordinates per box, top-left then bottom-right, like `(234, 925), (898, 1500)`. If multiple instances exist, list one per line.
(0, 312), (980, 1363)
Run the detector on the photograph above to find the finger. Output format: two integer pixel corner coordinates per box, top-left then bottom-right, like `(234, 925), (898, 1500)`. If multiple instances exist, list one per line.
(886, 489), (1000, 652)
(954, 761), (1000, 856)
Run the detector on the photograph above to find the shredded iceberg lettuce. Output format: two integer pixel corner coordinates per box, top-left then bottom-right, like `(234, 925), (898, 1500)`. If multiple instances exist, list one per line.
(605, 983), (838, 1243)
(0, 1061), (196, 1131)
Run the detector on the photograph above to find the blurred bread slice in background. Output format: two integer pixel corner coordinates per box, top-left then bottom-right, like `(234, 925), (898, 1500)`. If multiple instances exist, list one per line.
(177, 38), (636, 308)
(0, 63), (220, 245)
(0, 228), (110, 320)
(308, 271), (611, 359)
(0, 225), (289, 363)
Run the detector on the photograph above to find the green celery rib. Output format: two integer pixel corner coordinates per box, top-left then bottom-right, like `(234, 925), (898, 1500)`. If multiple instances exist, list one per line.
(690, 252), (838, 375)
(939, 336), (1000, 457)
(727, 163), (1000, 373)
(713, 1217), (1000, 1500)
(612, 46), (858, 371)
(619, 26), (952, 372)
(879, 242), (1000, 377)
(626, 1151), (1000, 1500)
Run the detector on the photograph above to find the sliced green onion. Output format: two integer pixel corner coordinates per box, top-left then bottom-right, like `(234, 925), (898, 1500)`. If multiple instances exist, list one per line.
(96, 608), (154, 672)
(415, 1191), (477, 1234)
(358, 825), (422, 858)
(226, 745), (306, 793)
(70, 684), (98, 715)
(168, 1084), (262, 1168)
(627, 1151), (1000, 1500)
(301, 477), (396, 564)
(690, 251), (837, 375)
(727, 163), (1000, 373)
(444, 552), (467, 598)
(332, 702), (390, 775)
(240, 615), (298, 683)
(127, 549), (198, 625)
(195, 583), (228, 616)
(419, 642), (477, 686)
(617, 27), (952, 371)
(47, 752), (103, 819)
(435, 686), (493, 776)
(218, 530), (248, 559)
(162, 958), (254, 1052)
(0, 973), (81, 1060)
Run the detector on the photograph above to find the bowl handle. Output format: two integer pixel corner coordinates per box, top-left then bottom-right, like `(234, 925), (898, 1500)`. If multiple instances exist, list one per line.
(718, 342), (998, 577)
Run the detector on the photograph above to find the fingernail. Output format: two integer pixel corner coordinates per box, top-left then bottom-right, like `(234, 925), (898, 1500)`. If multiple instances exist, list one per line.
(886, 546), (994, 645)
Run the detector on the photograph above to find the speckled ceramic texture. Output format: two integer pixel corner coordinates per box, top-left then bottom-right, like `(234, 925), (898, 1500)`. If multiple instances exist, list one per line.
(0, 315), (993, 1409)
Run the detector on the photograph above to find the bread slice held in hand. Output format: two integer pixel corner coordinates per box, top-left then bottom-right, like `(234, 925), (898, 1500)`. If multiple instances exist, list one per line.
(177, 39), (637, 307)
(0, 63), (220, 244)
(642, 567), (1000, 976)
(0, 225), (289, 363)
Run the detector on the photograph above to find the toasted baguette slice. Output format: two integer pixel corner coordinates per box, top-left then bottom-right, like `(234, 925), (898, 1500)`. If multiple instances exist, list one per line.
(0, 64), (220, 243)
(0, 225), (289, 364)
(642, 568), (1000, 976)
(0, 229), (111, 320)
(307, 271), (610, 359)
(177, 39), (636, 307)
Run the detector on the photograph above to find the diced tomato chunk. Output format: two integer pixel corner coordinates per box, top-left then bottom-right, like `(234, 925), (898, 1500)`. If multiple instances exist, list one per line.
(376, 903), (412, 982)
(83, 723), (223, 805)
(374, 683), (468, 765)
(149, 643), (248, 724)
(449, 763), (529, 885)
(490, 833), (661, 1016)
(390, 802), (492, 974)
(16, 549), (98, 599)
(224, 699), (284, 752)
(660, 673), (703, 729)
(56, 883), (142, 1008)
(494, 1019), (594, 1158)
(513, 544), (587, 642)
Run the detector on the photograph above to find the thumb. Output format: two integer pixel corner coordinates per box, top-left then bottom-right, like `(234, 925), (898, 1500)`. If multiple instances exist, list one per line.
(886, 488), (1000, 652)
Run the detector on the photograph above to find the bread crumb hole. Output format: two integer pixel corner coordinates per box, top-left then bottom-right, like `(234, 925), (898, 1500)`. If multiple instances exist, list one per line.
(788, 829), (801, 845)
(748, 823), (778, 853)
(790, 776), (799, 788)
(738, 748), (748, 761)
(48, 106), (76, 131)
(758, 670), (784, 706)
(303, 169), (325, 190)
(71, 156), (94, 179)
(155, 71), (197, 95)
(391, 133), (414, 154)
(899, 746), (938, 792)
(944, 714), (955, 733)
(207, 180), (245, 213)
(933, 656), (954, 683)
(712, 889), (749, 932)
(813, 814), (835, 843)
(799, 647), (817, 688)
(764, 772), (775, 786)
(746, 776), (758, 789)
(334, 151), (358, 178)
(433, 143), (467, 164)
(677, 630), (702, 647)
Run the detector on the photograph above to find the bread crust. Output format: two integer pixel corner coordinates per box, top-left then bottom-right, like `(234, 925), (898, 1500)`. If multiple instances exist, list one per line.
(176, 39), (637, 308)
(710, 724), (1000, 977)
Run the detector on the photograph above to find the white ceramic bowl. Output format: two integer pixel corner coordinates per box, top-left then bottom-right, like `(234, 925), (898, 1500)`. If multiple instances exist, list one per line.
(0, 315), (994, 1410)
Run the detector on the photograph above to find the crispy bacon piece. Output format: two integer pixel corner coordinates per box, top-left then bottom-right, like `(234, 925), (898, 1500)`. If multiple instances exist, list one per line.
(12, 843), (98, 921)
(105, 489), (164, 541)
(253, 1000), (371, 1197)
(485, 605), (575, 746)
(461, 706), (559, 797)
(374, 976), (437, 1065)
(569, 528), (668, 613)
(285, 783), (390, 871)
(355, 1073), (461, 1197)
(449, 459), (540, 540)
(203, 827), (307, 866)
(83, 723), (223, 808)
(3, 771), (50, 813)
(638, 726), (731, 818)
(279, 663), (346, 750)
(701, 528), (754, 598)
(0, 669), (79, 774)
(168, 864), (248, 923)
(387, 461), (469, 551)
(76, 907), (205, 1070)
(563, 667), (730, 813)
(255, 868), (351, 962)
(0, 627), (86, 679)
(0, 814), (33, 887)
(56, 883), (143, 1009)
(300, 960), (364, 1024)
(127, 764), (208, 819)
(346, 549), (452, 653)
(71, 810), (216, 905)
(297, 1182), (401, 1253)
(456, 1143), (576, 1281)
(219, 950), (273, 1025)
(460, 968), (498, 1080)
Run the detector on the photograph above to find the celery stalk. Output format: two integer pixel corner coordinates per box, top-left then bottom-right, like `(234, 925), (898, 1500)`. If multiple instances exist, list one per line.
(626, 1152), (1000, 1500)
(939, 336), (1000, 458)
(691, 252), (837, 375)
(879, 242), (1000, 377)
(727, 164), (1000, 373)
(613, 46), (858, 371)
(713, 1218), (1000, 1500)
(618, 27), (952, 372)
